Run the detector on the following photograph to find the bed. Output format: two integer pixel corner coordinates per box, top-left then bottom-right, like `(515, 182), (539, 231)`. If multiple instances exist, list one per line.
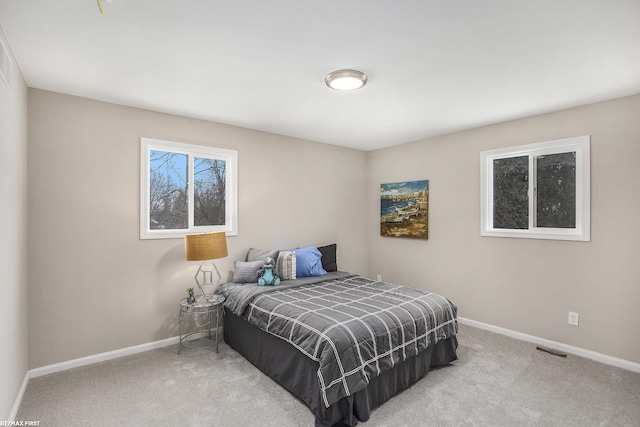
(216, 247), (458, 427)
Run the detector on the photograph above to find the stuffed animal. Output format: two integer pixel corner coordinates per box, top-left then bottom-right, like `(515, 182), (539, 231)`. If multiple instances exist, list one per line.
(257, 257), (281, 286)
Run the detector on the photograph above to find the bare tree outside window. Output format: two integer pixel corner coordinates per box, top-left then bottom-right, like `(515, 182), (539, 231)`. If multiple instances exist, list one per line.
(536, 152), (576, 228)
(149, 150), (187, 230)
(480, 135), (589, 241)
(194, 157), (226, 226)
(140, 138), (238, 239)
(493, 156), (528, 229)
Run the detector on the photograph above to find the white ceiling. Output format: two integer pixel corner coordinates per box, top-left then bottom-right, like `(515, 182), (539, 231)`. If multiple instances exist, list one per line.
(1, 1), (639, 151)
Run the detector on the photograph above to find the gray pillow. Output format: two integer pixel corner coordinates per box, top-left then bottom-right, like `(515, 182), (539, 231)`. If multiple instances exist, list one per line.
(232, 260), (263, 283)
(246, 247), (279, 262)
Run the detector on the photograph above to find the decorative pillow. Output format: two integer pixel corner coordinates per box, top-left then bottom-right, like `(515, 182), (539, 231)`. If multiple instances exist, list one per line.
(246, 248), (279, 262)
(232, 260), (263, 283)
(276, 251), (296, 280)
(288, 246), (327, 278)
(317, 243), (338, 272)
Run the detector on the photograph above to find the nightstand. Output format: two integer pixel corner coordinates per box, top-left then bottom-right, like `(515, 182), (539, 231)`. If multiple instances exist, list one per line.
(178, 294), (225, 354)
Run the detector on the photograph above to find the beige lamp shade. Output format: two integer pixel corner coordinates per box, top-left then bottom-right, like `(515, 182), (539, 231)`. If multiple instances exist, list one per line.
(185, 232), (228, 261)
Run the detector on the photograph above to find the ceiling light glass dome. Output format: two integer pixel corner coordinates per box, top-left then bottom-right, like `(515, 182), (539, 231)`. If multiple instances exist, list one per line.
(325, 69), (367, 91)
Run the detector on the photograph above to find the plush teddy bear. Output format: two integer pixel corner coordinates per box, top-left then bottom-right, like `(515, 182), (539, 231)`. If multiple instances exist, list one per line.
(257, 256), (281, 286)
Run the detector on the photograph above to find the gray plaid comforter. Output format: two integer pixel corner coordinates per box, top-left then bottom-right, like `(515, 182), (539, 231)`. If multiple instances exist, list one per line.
(221, 273), (458, 408)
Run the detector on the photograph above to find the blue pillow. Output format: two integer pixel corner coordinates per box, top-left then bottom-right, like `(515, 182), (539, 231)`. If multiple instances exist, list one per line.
(287, 246), (327, 278)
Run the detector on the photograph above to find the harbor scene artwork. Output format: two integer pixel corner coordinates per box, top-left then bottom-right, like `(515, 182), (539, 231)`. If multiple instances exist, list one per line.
(380, 180), (429, 239)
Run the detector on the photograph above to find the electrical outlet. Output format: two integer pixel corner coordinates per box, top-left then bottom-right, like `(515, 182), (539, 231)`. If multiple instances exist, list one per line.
(376, 274), (382, 282)
(568, 311), (580, 326)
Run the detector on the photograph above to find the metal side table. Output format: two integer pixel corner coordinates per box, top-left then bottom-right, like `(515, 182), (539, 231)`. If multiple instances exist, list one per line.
(178, 294), (224, 354)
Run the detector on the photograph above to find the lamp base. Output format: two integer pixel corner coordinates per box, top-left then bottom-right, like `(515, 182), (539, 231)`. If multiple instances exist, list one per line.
(194, 260), (222, 298)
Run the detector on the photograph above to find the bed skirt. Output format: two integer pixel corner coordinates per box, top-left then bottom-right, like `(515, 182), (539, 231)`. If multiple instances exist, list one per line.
(223, 309), (458, 427)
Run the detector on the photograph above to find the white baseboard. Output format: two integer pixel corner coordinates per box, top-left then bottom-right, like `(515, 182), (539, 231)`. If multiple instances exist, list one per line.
(9, 371), (29, 421)
(29, 335), (179, 378)
(457, 317), (640, 374)
(17, 319), (639, 419)
(13, 332), (216, 420)
(28, 329), (219, 378)
(26, 320), (640, 378)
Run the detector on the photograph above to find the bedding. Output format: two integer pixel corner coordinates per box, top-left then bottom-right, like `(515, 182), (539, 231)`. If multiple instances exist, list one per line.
(317, 243), (338, 272)
(276, 251), (297, 280)
(231, 260), (263, 283)
(217, 271), (458, 426)
(285, 246), (327, 277)
(246, 247), (279, 262)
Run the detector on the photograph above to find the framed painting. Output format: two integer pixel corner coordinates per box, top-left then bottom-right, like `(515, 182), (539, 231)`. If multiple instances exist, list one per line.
(380, 180), (429, 239)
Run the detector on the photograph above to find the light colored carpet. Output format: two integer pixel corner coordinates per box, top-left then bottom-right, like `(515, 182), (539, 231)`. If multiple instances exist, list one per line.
(17, 324), (640, 426)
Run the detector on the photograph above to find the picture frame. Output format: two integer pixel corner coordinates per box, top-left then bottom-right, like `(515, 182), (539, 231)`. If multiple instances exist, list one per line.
(380, 180), (429, 239)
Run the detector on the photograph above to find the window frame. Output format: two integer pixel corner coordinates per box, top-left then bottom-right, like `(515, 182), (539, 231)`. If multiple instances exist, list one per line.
(140, 137), (238, 239)
(480, 135), (590, 241)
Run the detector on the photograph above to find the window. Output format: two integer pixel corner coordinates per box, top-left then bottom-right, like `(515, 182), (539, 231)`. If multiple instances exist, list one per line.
(140, 138), (238, 239)
(481, 135), (590, 241)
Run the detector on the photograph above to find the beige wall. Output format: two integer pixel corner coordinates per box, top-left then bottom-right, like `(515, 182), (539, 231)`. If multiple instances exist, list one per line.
(0, 29), (29, 419)
(25, 87), (640, 370)
(367, 94), (640, 364)
(27, 89), (368, 368)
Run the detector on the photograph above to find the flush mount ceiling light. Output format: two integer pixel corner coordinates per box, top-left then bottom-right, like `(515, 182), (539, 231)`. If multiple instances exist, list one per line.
(325, 69), (368, 91)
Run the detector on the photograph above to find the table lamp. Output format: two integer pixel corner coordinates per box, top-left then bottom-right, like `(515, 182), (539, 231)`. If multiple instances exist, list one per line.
(185, 232), (228, 298)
